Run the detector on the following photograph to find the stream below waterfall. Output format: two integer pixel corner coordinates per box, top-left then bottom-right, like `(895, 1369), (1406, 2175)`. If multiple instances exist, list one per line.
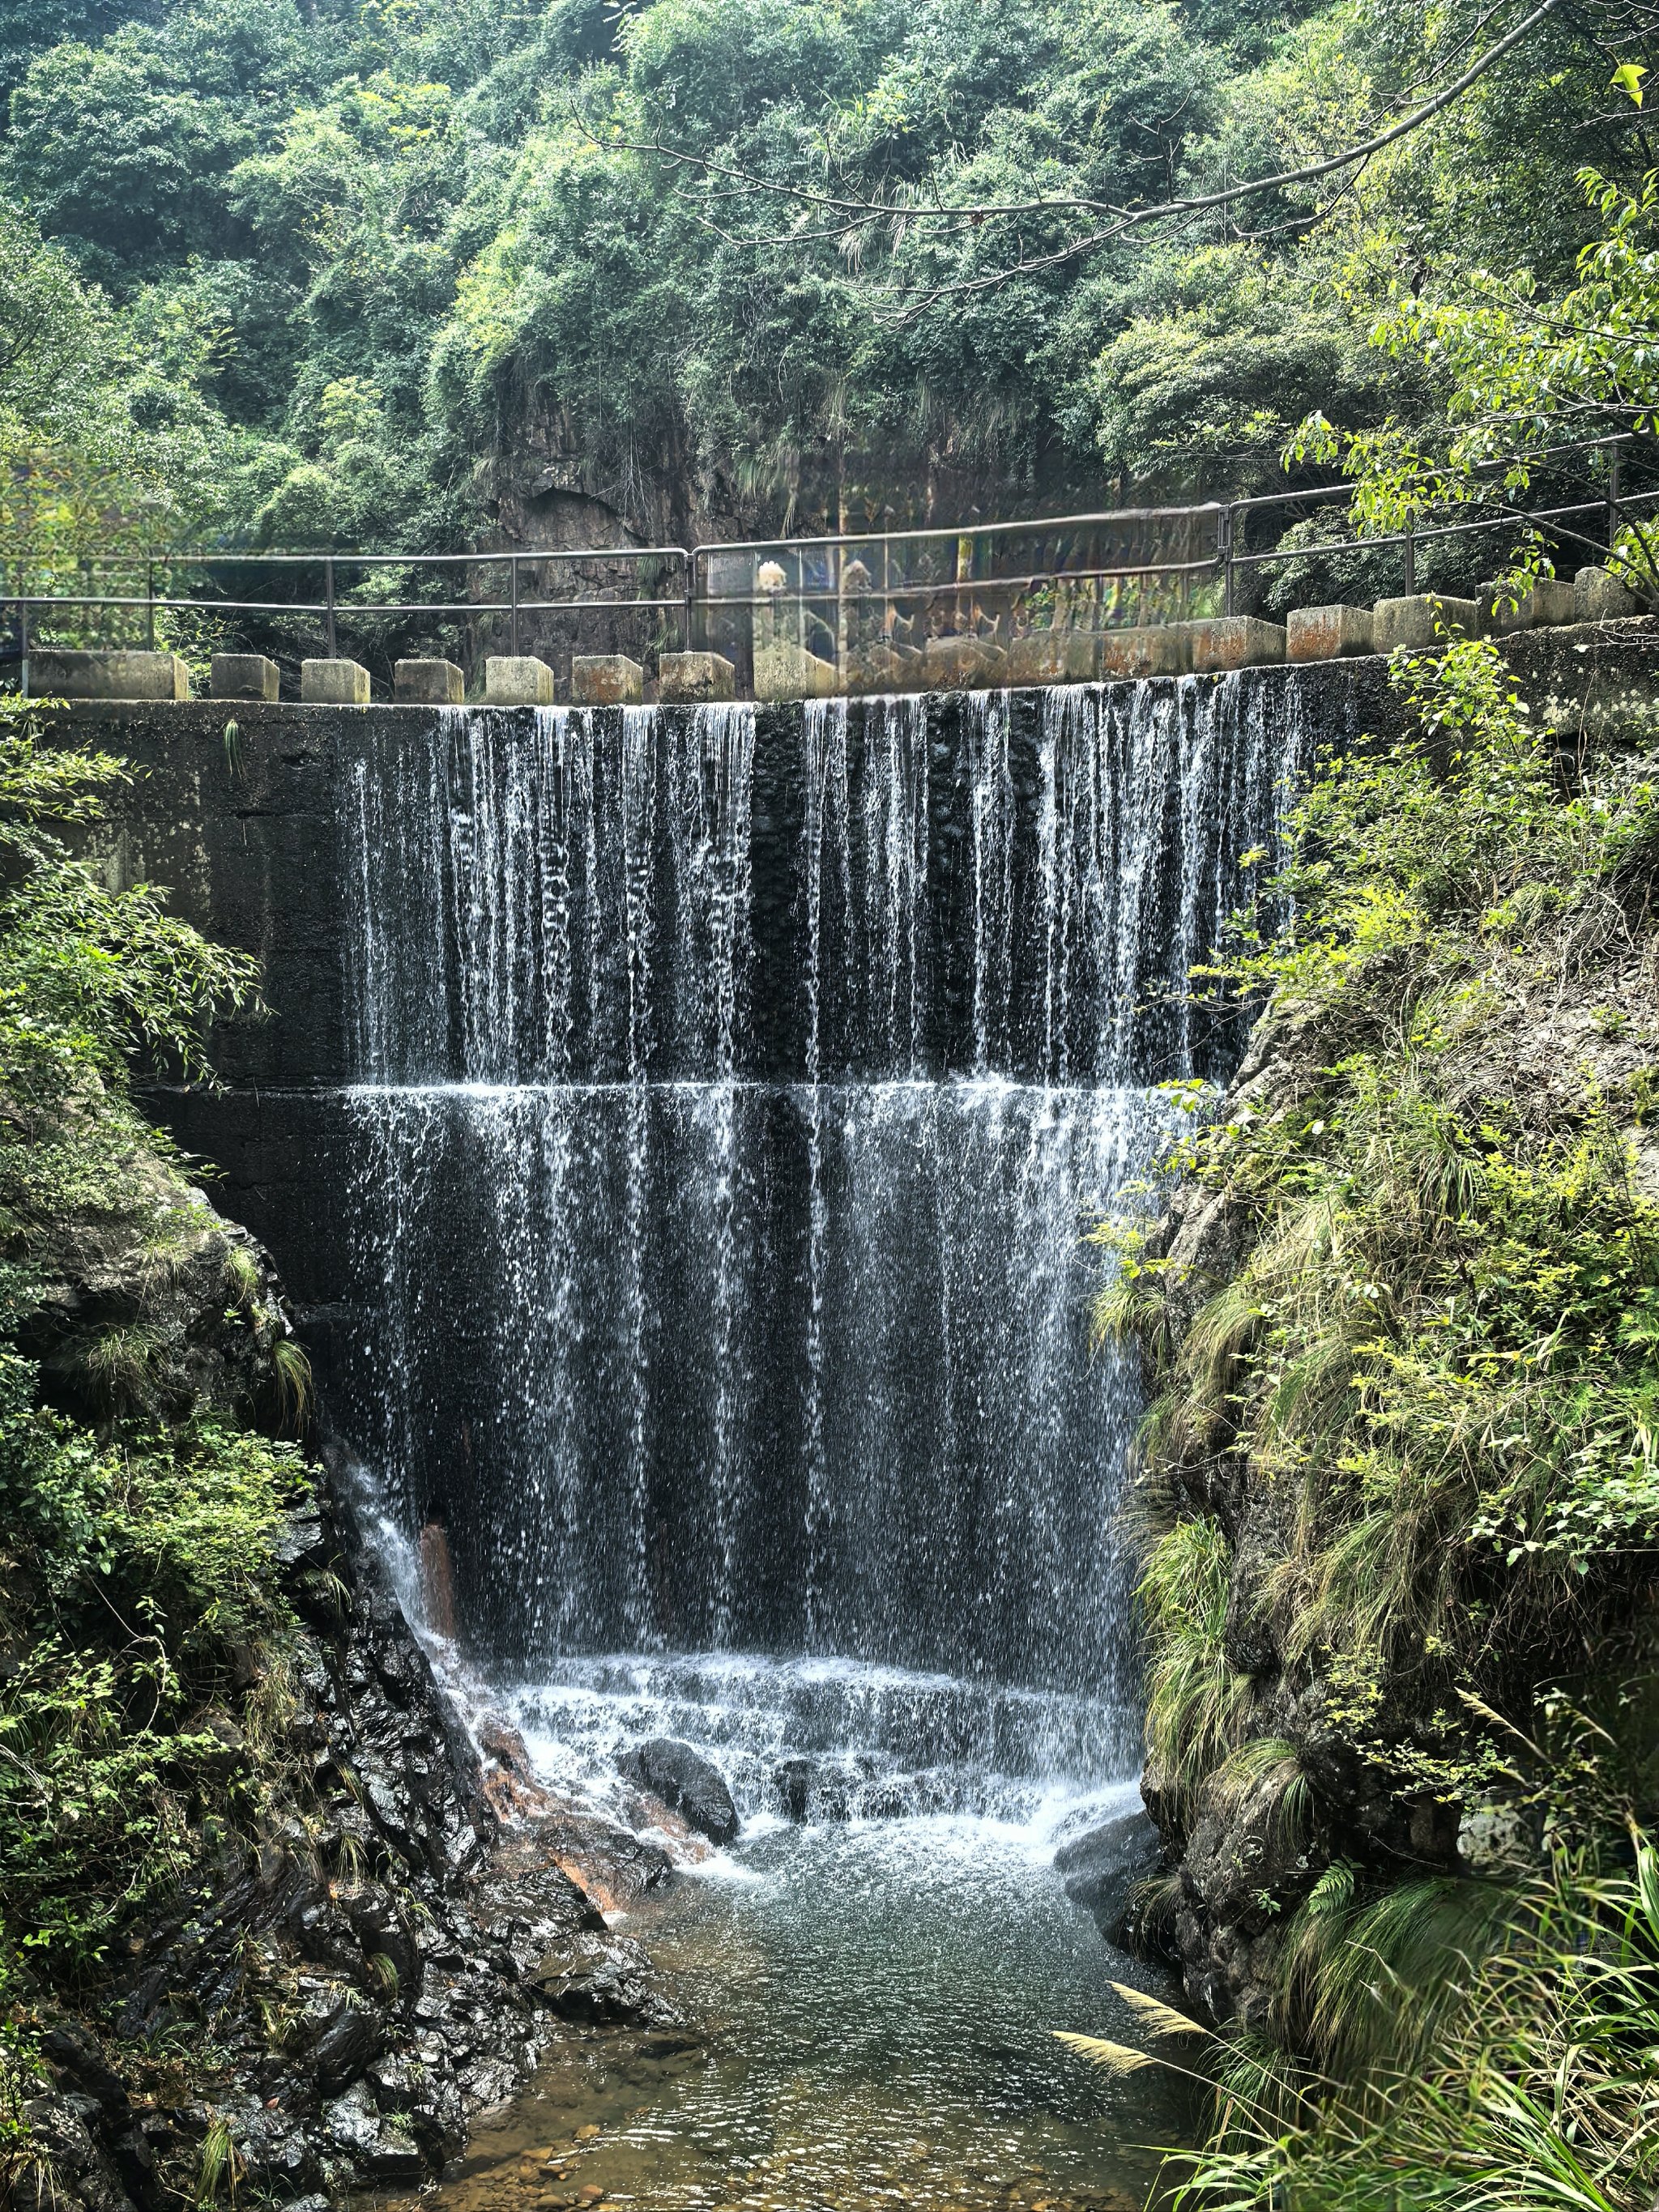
(373, 1650), (1196, 2212)
(334, 682), (1313, 2209)
(420, 1806), (1190, 2212)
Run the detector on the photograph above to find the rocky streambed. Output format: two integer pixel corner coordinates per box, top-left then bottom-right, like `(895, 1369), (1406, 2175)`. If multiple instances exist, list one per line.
(27, 1551), (1188, 2212)
(10, 1145), (1184, 2212)
(336, 1656), (1195, 2212)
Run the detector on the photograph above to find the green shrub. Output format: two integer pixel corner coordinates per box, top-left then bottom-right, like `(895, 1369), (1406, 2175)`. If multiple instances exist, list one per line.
(1104, 638), (1659, 2206)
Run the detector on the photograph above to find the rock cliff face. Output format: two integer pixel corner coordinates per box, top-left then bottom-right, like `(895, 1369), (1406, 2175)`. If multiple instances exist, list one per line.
(9, 1156), (664, 2212)
(1130, 799), (1659, 2033)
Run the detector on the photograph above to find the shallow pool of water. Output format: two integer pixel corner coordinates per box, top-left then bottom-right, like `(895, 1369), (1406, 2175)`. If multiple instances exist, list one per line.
(425, 1788), (1190, 2212)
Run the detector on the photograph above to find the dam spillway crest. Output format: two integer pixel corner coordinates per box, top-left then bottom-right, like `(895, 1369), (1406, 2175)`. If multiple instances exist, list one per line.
(331, 677), (1312, 1801)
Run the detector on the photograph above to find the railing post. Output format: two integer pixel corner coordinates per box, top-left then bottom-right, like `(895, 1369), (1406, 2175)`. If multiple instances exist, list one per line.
(683, 551), (695, 653)
(324, 556), (337, 659)
(1609, 441), (1623, 555)
(18, 595), (28, 701)
(1404, 522), (1416, 597)
(147, 559), (155, 651)
(510, 552), (520, 658)
(1220, 505), (1235, 617)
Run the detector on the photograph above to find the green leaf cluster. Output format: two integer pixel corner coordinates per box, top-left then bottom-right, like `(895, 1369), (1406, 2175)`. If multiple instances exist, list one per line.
(0, 1364), (305, 1973)
(0, 701), (296, 2023)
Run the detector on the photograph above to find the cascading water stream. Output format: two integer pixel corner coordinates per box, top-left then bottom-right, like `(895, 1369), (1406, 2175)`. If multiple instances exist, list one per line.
(334, 673), (1316, 2212)
(335, 675), (1311, 1803)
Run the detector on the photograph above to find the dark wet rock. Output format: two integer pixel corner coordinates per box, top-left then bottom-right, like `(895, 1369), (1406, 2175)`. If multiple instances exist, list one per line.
(775, 1755), (815, 1823)
(33, 1481), (669, 2206)
(232, 2107), (325, 2197)
(310, 1998), (384, 2096)
(15, 2095), (135, 2212)
(527, 1932), (661, 2024)
(42, 2025), (132, 2124)
(618, 1737), (739, 1843)
(322, 2084), (426, 2184)
(1054, 1809), (1161, 1941)
(767, 1753), (879, 1822)
(478, 1715), (538, 1779)
(540, 1812), (675, 1912)
(770, 1752), (961, 1824)
(342, 1884), (424, 2007)
(15, 1176), (669, 2212)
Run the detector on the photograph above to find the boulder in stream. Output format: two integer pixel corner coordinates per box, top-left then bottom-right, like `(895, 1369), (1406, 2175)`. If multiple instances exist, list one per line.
(617, 1738), (740, 1844)
(1053, 1808), (1161, 1940)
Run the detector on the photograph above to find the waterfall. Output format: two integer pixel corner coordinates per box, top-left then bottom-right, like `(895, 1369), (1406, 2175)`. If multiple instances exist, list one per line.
(337, 677), (1311, 1797)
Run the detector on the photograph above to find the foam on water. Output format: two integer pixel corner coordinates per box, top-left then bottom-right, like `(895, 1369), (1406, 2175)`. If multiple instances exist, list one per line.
(501, 1649), (1141, 1830)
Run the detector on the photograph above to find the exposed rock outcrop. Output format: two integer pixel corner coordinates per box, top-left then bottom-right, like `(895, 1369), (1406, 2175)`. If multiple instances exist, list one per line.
(1053, 1809), (1161, 1941)
(617, 1738), (740, 1845)
(6, 1161), (668, 2212)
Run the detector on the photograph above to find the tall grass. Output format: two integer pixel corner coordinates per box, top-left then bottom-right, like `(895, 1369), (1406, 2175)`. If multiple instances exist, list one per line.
(1167, 1843), (1659, 2211)
(1062, 1844), (1659, 2212)
(1140, 1515), (1253, 1826)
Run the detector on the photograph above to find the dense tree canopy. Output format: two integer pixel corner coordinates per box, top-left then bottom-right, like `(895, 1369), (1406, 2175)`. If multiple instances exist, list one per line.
(0, 0), (1652, 549)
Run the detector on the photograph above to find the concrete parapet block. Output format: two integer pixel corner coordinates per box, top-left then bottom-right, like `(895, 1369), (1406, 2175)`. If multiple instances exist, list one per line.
(1287, 605), (1374, 663)
(394, 658), (464, 705)
(211, 653), (279, 701)
(659, 651), (736, 704)
(1372, 595), (1478, 653)
(572, 654), (645, 706)
(1575, 566), (1643, 620)
(33, 648), (191, 702)
(753, 640), (838, 701)
(923, 635), (1008, 691)
(843, 641), (924, 695)
(485, 655), (555, 706)
(1186, 616), (1286, 674)
(301, 658), (372, 705)
(1002, 630), (1099, 687)
(1478, 578), (1576, 635)
(1530, 578), (1577, 627)
(1097, 626), (1188, 680)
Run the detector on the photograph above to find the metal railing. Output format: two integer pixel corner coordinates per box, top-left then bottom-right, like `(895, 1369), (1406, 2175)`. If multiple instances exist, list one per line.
(2, 433), (1648, 699)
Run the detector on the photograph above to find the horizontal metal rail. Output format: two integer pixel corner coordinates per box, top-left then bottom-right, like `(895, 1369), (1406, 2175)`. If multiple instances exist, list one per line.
(54, 545), (692, 571)
(2, 431), (1648, 676)
(6, 594), (689, 617)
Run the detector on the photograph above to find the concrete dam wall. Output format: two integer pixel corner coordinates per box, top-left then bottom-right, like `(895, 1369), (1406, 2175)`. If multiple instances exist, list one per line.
(48, 623), (1659, 1762)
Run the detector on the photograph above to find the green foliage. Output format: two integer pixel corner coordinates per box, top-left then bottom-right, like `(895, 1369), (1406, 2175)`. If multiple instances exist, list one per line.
(0, 198), (250, 657)
(0, 699), (258, 1095)
(1162, 1842), (1659, 2210)
(1289, 166), (1659, 603)
(1111, 633), (1659, 2206)
(0, 0), (1644, 569)
(1144, 637), (1659, 1731)
(1140, 1513), (1253, 1826)
(0, 697), (298, 1993)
